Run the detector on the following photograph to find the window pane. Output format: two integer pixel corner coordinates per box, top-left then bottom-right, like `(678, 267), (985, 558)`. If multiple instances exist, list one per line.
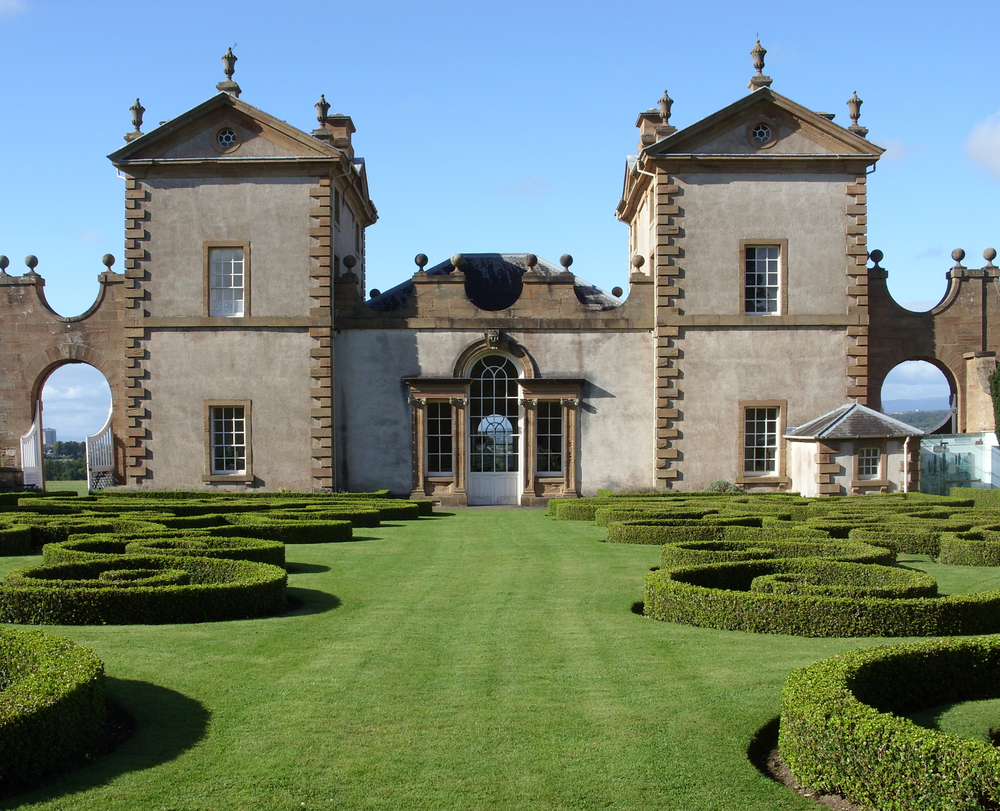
(536, 401), (563, 474)
(426, 401), (453, 475)
(745, 245), (780, 315)
(210, 247), (245, 317)
(469, 356), (520, 473)
(744, 407), (778, 474)
(211, 406), (247, 474)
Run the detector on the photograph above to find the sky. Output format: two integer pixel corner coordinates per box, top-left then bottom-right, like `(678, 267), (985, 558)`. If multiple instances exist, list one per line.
(3, 0), (995, 439)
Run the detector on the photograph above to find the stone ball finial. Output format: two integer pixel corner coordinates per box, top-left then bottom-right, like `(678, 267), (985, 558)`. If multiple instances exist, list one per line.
(524, 253), (538, 269)
(559, 254), (573, 270)
(952, 248), (966, 263)
(985, 248), (997, 265)
(25, 255), (38, 270)
(343, 254), (357, 269)
(0, 256), (8, 271)
(631, 254), (645, 269)
(612, 286), (624, 297)
(450, 253), (465, 269)
(102, 254), (116, 269)
(414, 253), (429, 270)
(869, 249), (883, 265)
(369, 288), (381, 298)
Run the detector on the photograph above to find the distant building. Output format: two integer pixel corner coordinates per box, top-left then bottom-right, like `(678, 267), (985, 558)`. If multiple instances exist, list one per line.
(1, 43), (997, 498)
(42, 428), (56, 448)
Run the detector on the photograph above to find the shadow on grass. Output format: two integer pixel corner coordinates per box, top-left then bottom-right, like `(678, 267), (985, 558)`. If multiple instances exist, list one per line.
(285, 562), (331, 574)
(284, 587), (342, 616)
(0, 678), (210, 810)
(424, 512), (455, 518)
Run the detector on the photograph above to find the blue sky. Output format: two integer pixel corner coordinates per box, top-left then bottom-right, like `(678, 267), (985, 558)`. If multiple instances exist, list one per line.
(3, 0), (994, 438)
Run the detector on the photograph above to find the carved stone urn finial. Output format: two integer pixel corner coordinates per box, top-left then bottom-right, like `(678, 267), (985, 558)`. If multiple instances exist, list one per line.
(658, 90), (673, 125)
(748, 40), (773, 91)
(125, 98), (145, 142)
(315, 94), (331, 124)
(847, 91), (869, 138)
(216, 47), (242, 98)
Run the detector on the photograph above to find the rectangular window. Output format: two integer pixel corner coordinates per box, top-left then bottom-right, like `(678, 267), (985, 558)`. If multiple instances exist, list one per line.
(426, 402), (453, 475)
(858, 447), (881, 479)
(743, 406), (779, 475)
(209, 246), (245, 317)
(205, 400), (251, 481)
(744, 245), (780, 315)
(536, 401), (563, 474)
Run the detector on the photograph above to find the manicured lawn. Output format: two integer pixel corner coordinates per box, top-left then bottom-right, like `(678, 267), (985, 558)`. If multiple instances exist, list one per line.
(1, 509), (993, 810)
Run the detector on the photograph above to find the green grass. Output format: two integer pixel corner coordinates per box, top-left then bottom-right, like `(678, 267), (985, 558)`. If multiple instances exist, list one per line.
(1, 510), (997, 810)
(44, 480), (87, 496)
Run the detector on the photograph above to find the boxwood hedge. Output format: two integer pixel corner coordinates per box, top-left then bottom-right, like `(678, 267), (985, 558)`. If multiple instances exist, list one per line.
(659, 538), (894, 569)
(0, 525), (31, 556)
(938, 531), (1000, 566)
(644, 558), (1000, 636)
(779, 635), (1000, 810)
(0, 628), (105, 791)
(44, 535), (286, 567)
(0, 554), (287, 625)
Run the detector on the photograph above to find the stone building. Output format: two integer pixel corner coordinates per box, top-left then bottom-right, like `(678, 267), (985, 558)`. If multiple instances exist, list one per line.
(0, 44), (997, 501)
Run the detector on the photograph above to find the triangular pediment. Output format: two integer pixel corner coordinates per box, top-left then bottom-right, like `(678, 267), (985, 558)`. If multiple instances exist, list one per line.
(645, 88), (883, 159)
(109, 93), (344, 164)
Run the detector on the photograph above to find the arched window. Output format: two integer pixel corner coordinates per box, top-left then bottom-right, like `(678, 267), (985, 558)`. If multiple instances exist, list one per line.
(469, 355), (520, 473)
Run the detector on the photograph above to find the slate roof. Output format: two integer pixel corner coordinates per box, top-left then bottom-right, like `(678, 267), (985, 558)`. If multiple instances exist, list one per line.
(366, 253), (622, 313)
(785, 403), (924, 440)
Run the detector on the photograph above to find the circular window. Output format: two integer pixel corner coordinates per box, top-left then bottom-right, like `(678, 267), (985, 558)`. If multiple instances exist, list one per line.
(217, 128), (238, 148)
(211, 124), (243, 153)
(751, 124), (772, 144)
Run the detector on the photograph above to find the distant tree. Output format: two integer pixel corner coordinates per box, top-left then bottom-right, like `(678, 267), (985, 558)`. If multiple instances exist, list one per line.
(44, 458), (86, 481)
(51, 441), (85, 460)
(990, 366), (1000, 440)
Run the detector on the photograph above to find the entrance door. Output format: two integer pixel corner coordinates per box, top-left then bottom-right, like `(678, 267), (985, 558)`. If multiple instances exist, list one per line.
(467, 355), (520, 505)
(20, 401), (43, 489)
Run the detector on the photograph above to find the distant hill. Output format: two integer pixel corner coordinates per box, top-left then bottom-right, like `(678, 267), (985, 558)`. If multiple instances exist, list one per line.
(882, 397), (951, 413)
(886, 410), (952, 432)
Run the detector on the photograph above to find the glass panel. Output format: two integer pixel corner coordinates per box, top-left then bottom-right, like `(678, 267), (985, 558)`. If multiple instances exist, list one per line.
(743, 407), (778, 474)
(210, 248), (245, 317)
(536, 400), (563, 474)
(859, 447), (880, 479)
(745, 245), (779, 315)
(426, 401), (453, 475)
(469, 355), (520, 473)
(211, 406), (246, 474)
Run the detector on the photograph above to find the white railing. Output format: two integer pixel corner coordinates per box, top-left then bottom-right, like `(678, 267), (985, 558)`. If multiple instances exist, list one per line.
(86, 406), (115, 492)
(20, 405), (43, 489)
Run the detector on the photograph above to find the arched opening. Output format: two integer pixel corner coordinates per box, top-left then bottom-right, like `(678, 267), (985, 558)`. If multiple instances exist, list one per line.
(37, 363), (113, 491)
(879, 360), (955, 433)
(467, 354), (522, 505)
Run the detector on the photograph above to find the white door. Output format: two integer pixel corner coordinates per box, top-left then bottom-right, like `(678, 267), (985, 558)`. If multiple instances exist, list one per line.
(20, 401), (43, 489)
(467, 355), (521, 505)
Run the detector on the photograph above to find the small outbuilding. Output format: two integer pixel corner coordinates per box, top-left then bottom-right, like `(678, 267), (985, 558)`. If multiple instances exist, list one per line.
(785, 404), (923, 496)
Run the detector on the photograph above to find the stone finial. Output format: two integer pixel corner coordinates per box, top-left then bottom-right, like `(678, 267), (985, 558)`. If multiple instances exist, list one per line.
(847, 91), (868, 138)
(216, 47), (242, 98)
(414, 253), (429, 271)
(559, 254), (573, 272)
(449, 254), (465, 273)
(24, 255), (39, 275)
(658, 90), (673, 125)
(952, 248), (967, 269)
(631, 254), (645, 269)
(343, 255), (357, 277)
(524, 253), (538, 269)
(985, 248), (998, 268)
(315, 94), (331, 124)
(125, 98), (145, 142)
(0, 255), (8, 278)
(369, 288), (381, 298)
(748, 40), (773, 91)
(102, 254), (116, 270)
(611, 286), (624, 297)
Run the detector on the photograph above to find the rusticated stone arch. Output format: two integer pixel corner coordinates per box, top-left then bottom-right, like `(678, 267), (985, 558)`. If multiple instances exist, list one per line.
(867, 250), (1000, 433)
(0, 268), (127, 485)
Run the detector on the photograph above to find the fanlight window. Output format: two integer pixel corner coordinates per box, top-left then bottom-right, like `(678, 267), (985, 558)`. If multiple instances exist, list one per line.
(469, 355), (519, 473)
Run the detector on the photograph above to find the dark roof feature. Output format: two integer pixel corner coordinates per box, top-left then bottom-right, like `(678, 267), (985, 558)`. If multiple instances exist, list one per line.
(366, 253), (621, 313)
(785, 403), (924, 440)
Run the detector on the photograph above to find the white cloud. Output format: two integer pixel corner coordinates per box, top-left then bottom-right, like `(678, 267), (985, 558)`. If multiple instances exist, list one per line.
(0, 0), (26, 18)
(500, 177), (550, 198)
(879, 138), (923, 162)
(41, 366), (112, 441)
(77, 230), (99, 243)
(900, 300), (938, 312)
(966, 111), (1000, 179)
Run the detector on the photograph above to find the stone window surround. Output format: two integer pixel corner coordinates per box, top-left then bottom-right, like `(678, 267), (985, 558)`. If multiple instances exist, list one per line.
(851, 440), (892, 490)
(204, 242), (250, 318)
(736, 399), (790, 486)
(404, 375), (584, 505)
(210, 120), (243, 154)
(203, 399), (254, 484)
(740, 238), (788, 317)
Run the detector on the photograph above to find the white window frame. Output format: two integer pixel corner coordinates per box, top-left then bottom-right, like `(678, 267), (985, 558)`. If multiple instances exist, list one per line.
(736, 400), (788, 485)
(206, 244), (249, 317)
(535, 400), (563, 476)
(204, 401), (253, 483)
(858, 446), (882, 480)
(425, 401), (454, 476)
(740, 239), (787, 316)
